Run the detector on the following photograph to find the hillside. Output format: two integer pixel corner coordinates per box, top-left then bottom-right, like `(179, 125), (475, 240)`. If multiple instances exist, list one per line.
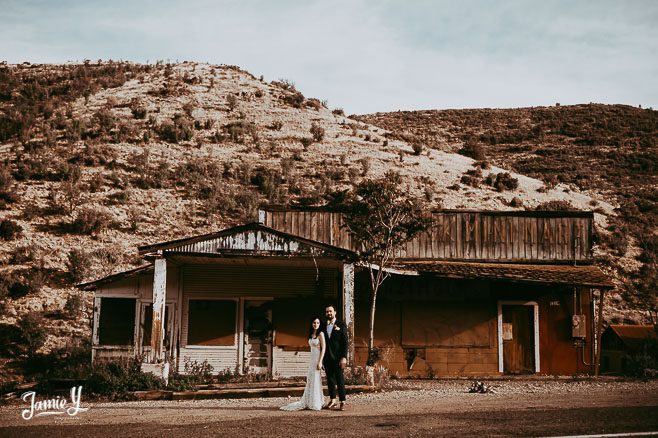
(0, 62), (648, 383)
(355, 105), (658, 325)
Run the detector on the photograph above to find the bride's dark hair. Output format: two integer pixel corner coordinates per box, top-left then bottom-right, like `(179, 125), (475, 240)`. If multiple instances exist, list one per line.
(307, 317), (322, 339)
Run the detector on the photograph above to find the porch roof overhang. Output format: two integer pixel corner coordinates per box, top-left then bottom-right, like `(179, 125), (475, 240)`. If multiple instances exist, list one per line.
(77, 264), (153, 291)
(388, 261), (615, 289)
(138, 222), (357, 261)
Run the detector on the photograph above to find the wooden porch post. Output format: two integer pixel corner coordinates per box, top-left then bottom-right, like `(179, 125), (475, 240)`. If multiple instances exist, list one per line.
(595, 288), (606, 377)
(150, 257), (167, 363)
(342, 263), (355, 365)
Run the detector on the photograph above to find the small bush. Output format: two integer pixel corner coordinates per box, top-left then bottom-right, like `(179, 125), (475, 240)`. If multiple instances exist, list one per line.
(130, 99), (147, 119)
(459, 140), (487, 160)
(282, 90), (305, 108)
(486, 172), (519, 192)
(310, 123), (325, 142)
(70, 207), (113, 235)
(156, 114), (194, 143)
(534, 200), (579, 211)
(226, 94), (238, 111)
(87, 357), (165, 397)
(0, 219), (22, 240)
(18, 311), (48, 357)
(0, 163), (18, 203)
(67, 248), (93, 283)
(11, 244), (39, 264)
(332, 108), (345, 116)
(412, 143), (423, 156)
(64, 293), (84, 319)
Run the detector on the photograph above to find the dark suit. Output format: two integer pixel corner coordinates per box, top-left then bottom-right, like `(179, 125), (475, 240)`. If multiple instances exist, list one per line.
(322, 319), (348, 402)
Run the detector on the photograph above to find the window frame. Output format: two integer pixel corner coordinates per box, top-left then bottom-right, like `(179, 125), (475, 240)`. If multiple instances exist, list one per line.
(96, 296), (138, 347)
(184, 297), (239, 349)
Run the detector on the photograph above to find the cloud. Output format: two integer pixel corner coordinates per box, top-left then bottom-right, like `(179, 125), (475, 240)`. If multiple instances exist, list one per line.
(1, 0), (656, 113)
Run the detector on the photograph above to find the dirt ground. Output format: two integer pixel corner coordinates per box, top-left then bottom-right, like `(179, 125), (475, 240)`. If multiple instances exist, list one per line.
(1, 379), (657, 437)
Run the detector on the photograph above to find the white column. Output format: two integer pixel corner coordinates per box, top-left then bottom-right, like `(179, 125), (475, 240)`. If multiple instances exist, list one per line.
(150, 257), (167, 363)
(342, 263), (355, 364)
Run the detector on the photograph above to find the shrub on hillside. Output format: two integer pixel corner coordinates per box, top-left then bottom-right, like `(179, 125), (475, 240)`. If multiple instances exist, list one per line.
(67, 248), (93, 283)
(310, 123), (325, 142)
(0, 163), (18, 204)
(486, 172), (519, 192)
(18, 311), (48, 357)
(70, 207), (113, 235)
(282, 90), (305, 108)
(459, 140), (487, 160)
(156, 114), (194, 143)
(64, 293), (84, 319)
(0, 219), (22, 240)
(534, 200), (579, 211)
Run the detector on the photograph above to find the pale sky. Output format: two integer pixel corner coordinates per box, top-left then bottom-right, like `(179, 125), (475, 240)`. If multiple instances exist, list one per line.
(1, 0), (656, 114)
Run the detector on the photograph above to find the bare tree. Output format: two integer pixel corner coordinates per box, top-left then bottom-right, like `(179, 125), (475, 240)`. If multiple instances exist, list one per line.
(342, 171), (432, 365)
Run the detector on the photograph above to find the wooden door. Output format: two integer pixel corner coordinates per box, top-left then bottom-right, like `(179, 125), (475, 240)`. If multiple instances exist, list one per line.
(502, 305), (535, 373)
(243, 300), (273, 375)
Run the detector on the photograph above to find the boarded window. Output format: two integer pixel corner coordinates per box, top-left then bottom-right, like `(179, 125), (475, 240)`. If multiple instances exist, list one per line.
(98, 298), (136, 345)
(142, 305), (170, 347)
(187, 300), (236, 346)
(401, 302), (492, 347)
(272, 298), (324, 347)
(354, 300), (401, 347)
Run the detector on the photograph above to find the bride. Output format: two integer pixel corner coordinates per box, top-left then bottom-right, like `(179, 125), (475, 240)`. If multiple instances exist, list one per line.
(280, 317), (326, 411)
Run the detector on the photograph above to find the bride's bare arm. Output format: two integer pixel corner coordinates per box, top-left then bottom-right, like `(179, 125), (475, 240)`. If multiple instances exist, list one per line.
(318, 332), (326, 369)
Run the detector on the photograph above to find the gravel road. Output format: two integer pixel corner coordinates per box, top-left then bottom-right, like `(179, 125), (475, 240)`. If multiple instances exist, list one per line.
(1, 379), (657, 437)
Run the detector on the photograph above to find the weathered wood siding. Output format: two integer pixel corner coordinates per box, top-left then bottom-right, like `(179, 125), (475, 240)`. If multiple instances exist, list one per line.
(178, 265), (339, 375)
(262, 210), (593, 262)
(272, 347), (312, 378)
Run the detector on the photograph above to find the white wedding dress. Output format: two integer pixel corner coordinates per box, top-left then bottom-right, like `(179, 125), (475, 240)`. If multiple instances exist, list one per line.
(280, 337), (324, 411)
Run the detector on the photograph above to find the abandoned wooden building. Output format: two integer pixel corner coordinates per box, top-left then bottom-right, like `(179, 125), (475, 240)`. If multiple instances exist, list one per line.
(600, 324), (657, 374)
(79, 208), (614, 378)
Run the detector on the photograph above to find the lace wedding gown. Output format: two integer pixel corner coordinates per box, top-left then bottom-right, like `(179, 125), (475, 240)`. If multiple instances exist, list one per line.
(280, 337), (324, 411)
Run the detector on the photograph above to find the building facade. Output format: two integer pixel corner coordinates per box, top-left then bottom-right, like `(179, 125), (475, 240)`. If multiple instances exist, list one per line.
(81, 208), (613, 377)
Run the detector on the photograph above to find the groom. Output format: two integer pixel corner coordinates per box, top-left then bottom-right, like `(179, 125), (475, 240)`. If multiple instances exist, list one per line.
(322, 303), (348, 411)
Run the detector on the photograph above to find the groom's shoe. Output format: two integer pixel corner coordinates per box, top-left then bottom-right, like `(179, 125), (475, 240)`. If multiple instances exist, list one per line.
(339, 402), (345, 411)
(324, 400), (337, 410)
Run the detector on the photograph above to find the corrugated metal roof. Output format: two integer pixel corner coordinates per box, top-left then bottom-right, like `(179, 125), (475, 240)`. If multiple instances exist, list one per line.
(138, 222), (356, 259)
(391, 260), (614, 288)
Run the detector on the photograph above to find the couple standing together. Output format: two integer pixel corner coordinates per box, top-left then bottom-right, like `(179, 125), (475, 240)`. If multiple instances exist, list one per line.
(280, 304), (348, 411)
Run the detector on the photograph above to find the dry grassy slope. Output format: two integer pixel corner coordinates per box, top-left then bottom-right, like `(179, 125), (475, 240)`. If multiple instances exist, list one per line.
(355, 106), (658, 324)
(0, 63), (625, 358)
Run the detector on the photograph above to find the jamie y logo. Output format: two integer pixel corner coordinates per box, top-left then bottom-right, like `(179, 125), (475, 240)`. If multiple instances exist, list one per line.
(21, 386), (89, 420)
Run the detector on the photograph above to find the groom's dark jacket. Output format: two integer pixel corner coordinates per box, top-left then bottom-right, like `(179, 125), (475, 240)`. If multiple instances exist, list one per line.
(322, 319), (348, 365)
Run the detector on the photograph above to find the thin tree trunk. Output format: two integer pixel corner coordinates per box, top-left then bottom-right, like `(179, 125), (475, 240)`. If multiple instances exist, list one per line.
(367, 267), (377, 365)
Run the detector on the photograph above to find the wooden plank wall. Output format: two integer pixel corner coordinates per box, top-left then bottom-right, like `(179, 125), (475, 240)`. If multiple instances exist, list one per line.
(263, 210), (592, 262)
